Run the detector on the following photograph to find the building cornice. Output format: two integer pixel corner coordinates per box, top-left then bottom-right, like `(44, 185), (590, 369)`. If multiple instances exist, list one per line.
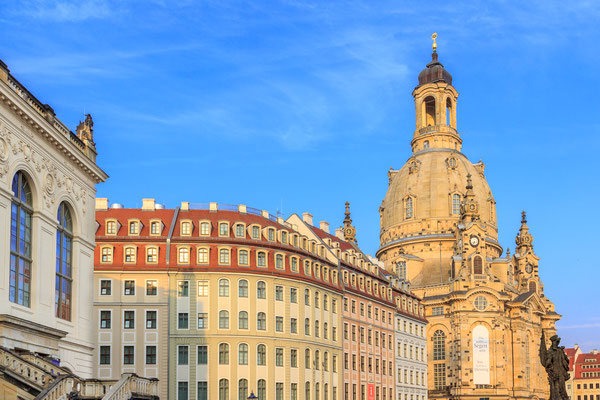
(0, 77), (107, 184)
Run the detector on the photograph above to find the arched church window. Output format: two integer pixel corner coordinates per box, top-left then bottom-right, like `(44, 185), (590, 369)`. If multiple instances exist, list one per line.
(528, 281), (537, 292)
(473, 255), (483, 275)
(452, 194), (461, 215)
(423, 96), (436, 126)
(446, 98), (453, 127)
(405, 197), (414, 219)
(433, 330), (446, 360)
(10, 171), (33, 307)
(56, 202), (73, 321)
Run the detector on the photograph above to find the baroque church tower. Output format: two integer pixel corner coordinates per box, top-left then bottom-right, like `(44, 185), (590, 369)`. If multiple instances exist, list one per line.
(377, 36), (560, 400)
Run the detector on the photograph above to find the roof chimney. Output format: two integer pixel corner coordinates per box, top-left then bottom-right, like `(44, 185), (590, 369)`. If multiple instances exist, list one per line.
(319, 221), (330, 233)
(142, 198), (156, 211)
(335, 228), (344, 240)
(95, 198), (108, 211)
(593, 349), (598, 355)
(302, 213), (313, 225)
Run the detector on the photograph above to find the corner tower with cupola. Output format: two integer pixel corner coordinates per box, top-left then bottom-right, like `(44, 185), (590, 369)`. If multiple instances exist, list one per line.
(377, 35), (559, 400)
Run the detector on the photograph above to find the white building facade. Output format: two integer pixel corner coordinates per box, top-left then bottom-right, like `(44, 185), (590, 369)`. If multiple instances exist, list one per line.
(396, 308), (428, 400)
(0, 59), (107, 378)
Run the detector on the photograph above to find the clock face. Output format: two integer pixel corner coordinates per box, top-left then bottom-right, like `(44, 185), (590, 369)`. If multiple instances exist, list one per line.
(469, 236), (479, 247)
(525, 264), (533, 273)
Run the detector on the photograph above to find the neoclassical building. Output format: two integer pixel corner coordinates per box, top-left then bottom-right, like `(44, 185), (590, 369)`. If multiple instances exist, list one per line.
(376, 43), (560, 400)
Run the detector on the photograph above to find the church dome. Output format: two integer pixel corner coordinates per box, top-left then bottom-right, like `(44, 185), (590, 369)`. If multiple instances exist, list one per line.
(379, 149), (498, 247)
(418, 52), (452, 86)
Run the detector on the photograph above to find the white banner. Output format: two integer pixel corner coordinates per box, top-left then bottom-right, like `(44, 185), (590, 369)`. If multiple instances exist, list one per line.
(473, 325), (490, 384)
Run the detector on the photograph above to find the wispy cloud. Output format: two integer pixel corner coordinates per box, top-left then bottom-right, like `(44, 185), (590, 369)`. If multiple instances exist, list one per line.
(11, 0), (117, 22)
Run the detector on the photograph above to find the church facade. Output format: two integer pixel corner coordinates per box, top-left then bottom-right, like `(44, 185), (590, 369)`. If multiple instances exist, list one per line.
(376, 43), (560, 400)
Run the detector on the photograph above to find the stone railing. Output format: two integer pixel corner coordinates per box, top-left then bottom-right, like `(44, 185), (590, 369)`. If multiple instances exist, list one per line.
(34, 375), (75, 400)
(0, 347), (53, 391)
(19, 353), (68, 377)
(102, 373), (159, 400)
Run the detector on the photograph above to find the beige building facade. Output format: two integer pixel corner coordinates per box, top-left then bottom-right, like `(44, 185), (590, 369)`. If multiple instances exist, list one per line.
(377, 46), (560, 400)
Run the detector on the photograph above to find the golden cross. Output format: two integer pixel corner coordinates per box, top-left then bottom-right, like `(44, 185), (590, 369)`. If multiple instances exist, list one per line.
(431, 33), (438, 52)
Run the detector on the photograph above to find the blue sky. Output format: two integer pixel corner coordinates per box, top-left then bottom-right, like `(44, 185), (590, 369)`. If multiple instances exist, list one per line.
(1, 0), (599, 349)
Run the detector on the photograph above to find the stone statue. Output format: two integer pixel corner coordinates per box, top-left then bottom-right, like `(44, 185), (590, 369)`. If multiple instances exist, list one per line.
(539, 331), (570, 400)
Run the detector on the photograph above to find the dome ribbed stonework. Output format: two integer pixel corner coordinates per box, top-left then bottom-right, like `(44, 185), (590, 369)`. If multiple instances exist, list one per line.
(379, 149), (498, 248)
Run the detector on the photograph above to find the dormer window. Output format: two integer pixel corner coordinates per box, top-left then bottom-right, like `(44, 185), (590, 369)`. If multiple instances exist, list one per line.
(219, 223), (229, 237)
(252, 226), (260, 239)
(181, 221), (192, 236)
(257, 251), (267, 267)
(200, 222), (210, 236)
(268, 228), (275, 241)
(235, 223), (245, 238)
(281, 231), (288, 244)
(150, 221), (161, 235)
(106, 220), (117, 235)
(129, 221), (139, 235)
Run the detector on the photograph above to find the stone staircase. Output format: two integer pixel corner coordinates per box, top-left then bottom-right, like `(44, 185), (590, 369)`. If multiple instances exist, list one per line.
(0, 347), (159, 399)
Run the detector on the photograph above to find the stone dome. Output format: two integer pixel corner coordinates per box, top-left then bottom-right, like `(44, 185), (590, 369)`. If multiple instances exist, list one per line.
(379, 149), (498, 247)
(418, 52), (452, 86)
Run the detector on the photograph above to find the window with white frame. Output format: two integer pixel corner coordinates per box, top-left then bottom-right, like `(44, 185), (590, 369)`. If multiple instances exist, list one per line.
(257, 251), (267, 267)
(238, 250), (249, 265)
(219, 223), (229, 236)
(197, 248), (209, 264)
(235, 223), (245, 237)
(219, 248), (230, 264)
(146, 247), (158, 263)
(219, 279), (230, 297)
(181, 221), (192, 236)
(178, 247), (189, 264)
(198, 280), (208, 297)
(125, 247), (136, 263)
(101, 247), (113, 263)
(106, 220), (116, 235)
(200, 222), (210, 235)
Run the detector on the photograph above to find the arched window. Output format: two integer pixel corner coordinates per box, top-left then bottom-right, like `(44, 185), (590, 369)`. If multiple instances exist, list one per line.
(219, 222), (229, 236)
(433, 330), (447, 390)
(257, 312), (266, 330)
(178, 247), (189, 264)
(146, 247), (158, 263)
(433, 330), (446, 360)
(218, 279), (229, 297)
(10, 171), (33, 307)
(56, 202), (73, 320)
(218, 343), (229, 364)
(315, 382), (320, 400)
(305, 318), (310, 335)
(257, 379), (266, 400)
(473, 255), (483, 275)
(524, 333), (531, 385)
(219, 248), (230, 264)
(238, 249), (249, 265)
(405, 197), (414, 219)
(304, 288), (310, 305)
(423, 96), (436, 126)
(101, 246), (113, 263)
(197, 247), (208, 264)
(305, 348), (311, 367)
(452, 194), (461, 215)
(238, 379), (248, 400)
(446, 97), (453, 127)
(238, 343), (248, 365)
(200, 221), (210, 235)
(315, 349), (320, 370)
(219, 310), (229, 329)
(529, 281), (537, 292)
(257, 251), (266, 267)
(124, 247), (136, 263)
(239, 311), (248, 329)
(423, 140), (430, 149)
(238, 279), (248, 297)
(314, 291), (320, 307)
(305, 382), (311, 399)
(257, 281), (266, 299)
(257, 344), (266, 365)
(276, 254), (284, 269)
(218, 378), (229, 400)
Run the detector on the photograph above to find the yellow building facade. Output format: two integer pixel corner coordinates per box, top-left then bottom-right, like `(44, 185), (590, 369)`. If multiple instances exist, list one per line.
(377, 45), (560, 400)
